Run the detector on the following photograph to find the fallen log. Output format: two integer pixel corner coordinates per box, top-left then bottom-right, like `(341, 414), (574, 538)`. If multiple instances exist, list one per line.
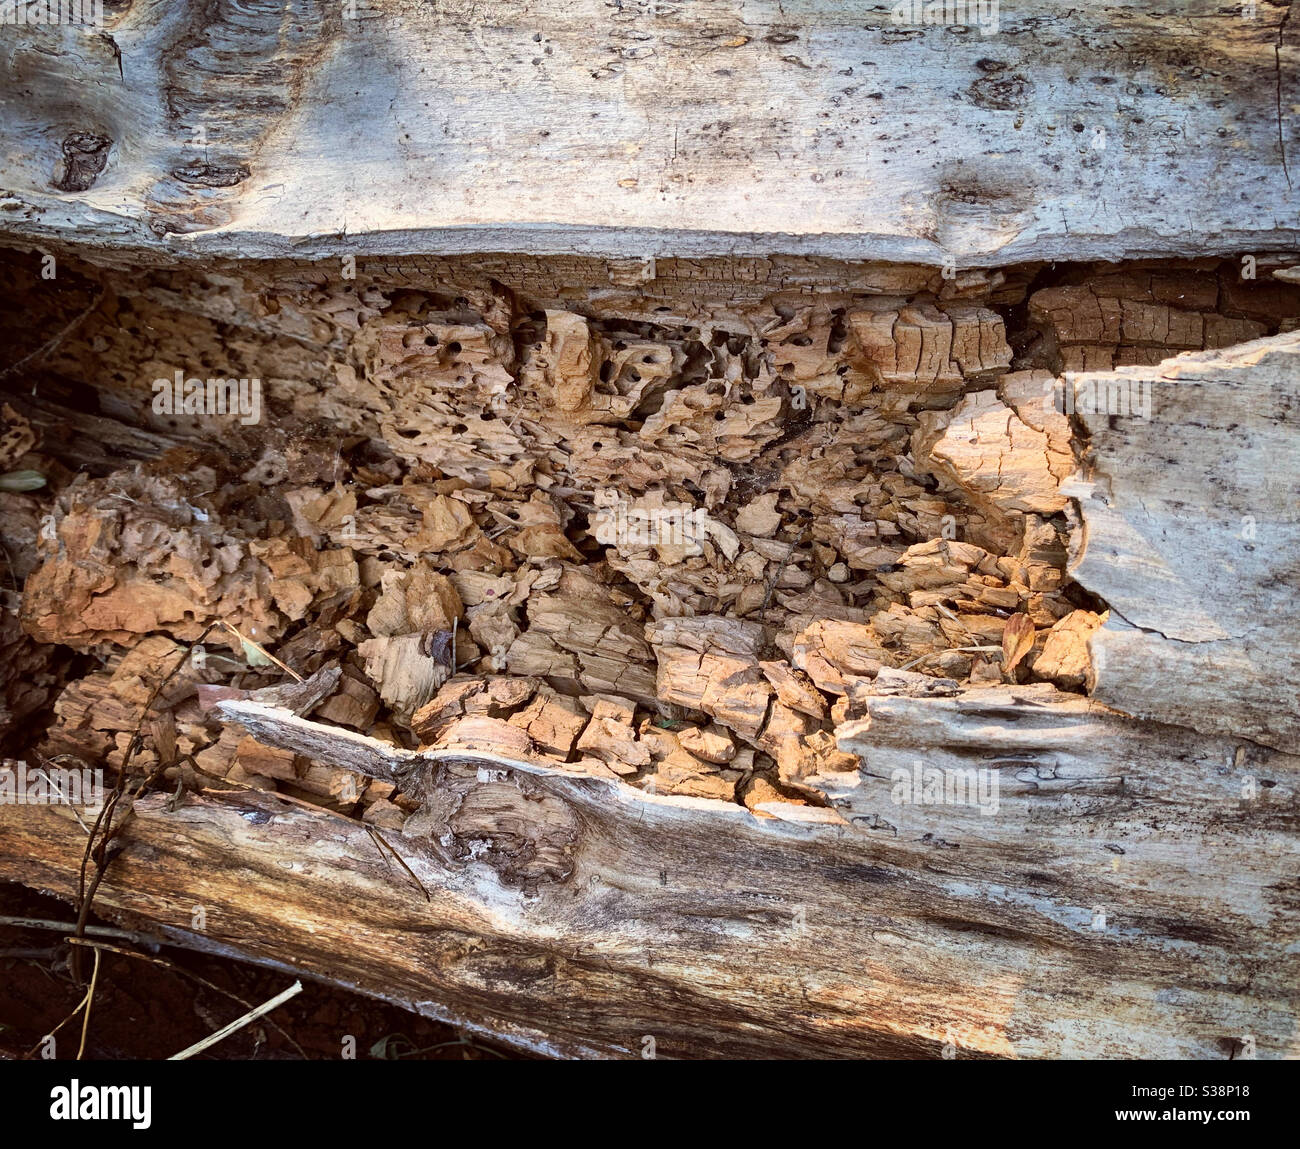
(1, 685), (1294, 1060)
(0, 0), (1298, 1061)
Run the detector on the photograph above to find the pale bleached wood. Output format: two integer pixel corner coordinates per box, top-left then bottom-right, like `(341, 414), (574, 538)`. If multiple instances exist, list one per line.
(0, 2), (1295, 264)
(827, 682), (1298, 914)
(1064, 331), (1300, 750)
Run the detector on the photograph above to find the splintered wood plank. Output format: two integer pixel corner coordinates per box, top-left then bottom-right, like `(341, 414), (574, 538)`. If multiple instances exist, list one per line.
(1065, 331), (1300, 750)
(0, 2), (1295, 262)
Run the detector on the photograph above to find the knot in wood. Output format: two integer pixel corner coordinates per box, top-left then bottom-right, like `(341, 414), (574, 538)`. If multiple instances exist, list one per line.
(444, 764), (579, 895)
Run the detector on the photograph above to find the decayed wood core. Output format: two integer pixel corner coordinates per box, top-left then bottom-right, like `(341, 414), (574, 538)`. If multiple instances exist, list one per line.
(0, 246), (1297, 1058)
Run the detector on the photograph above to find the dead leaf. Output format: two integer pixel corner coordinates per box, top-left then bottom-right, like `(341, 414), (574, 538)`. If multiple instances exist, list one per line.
(1001, 613), (1036, 673)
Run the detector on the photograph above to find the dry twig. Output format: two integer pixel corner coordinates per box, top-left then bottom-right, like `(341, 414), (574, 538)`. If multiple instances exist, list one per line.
(168, 980), (302, 1061)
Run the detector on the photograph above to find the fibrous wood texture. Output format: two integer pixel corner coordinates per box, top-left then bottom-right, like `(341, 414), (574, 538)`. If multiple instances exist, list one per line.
(0, 1), (1298, 1061)
(6, 677), (1297, 1060)
(0, 1), (1296, 262)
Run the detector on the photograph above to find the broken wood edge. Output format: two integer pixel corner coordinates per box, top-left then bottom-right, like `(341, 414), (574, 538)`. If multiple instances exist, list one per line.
(1058, 329), (1300, 750)
(7, 219), (1300, 269)
(0, 797), (874, 1060)
(1, 682), (1289, 1059)
(214, 699), (840, 830)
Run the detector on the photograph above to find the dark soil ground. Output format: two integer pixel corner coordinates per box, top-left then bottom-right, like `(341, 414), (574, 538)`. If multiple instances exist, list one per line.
(0, 884), (521, 1060)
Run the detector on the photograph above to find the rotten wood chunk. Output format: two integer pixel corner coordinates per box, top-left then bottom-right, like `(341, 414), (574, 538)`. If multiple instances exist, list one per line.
(637, 720), (741, 801)
(357, 634), (453, 724)
(676, 724), (736, 765)
(0, 600), (62, 732)
(366, 561), (463, 637)
(1028, 269), (1277, 373)
(759, 660), (828, 720)
(758, 701), (857, 795)
(849, 301), (1012, 406)
(41, 637), (197, 768)
(647, 617), (772, 740)
(575, 695), (649, 774)
(507, 568), (657, 703)
(512, 687), (588, 759)
(411, 676), (540, 743)
(313, 668), (381, 730)
(0, 403), (38, 469)
(789, 619), (891, 694)
(914, 386), (1073, 518)
(1029, 609), (1104, 690)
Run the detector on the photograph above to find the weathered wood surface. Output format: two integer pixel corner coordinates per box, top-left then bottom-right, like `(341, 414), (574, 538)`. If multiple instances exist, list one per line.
(0, 691), (1294, 1060)
(0, 1), (1296, 262)
(1, 0), (1298, 1059)
(1064, 332), (1300, 750)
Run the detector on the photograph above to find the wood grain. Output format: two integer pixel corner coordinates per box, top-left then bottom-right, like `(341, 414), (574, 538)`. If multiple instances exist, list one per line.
(0, 1), (1295, 262)
(1, 685), (1295, 1058)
